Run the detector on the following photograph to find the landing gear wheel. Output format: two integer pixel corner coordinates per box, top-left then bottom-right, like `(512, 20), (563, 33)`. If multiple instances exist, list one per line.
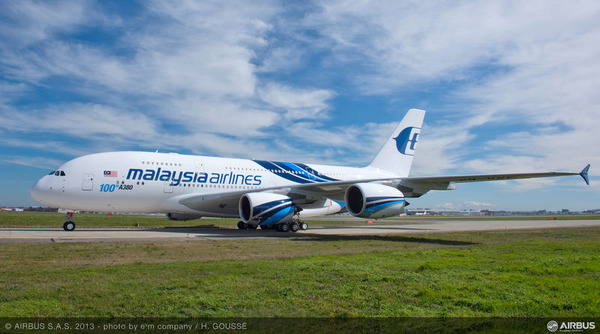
(290, 222), (300, 232)
(278, 223), (290, 232)
(237, 221), (248, 230)
(63, 221), (75, 231)
(63, 212), (76, 231)
(249, 224), (258, 230)
(300, 222), (308, 231)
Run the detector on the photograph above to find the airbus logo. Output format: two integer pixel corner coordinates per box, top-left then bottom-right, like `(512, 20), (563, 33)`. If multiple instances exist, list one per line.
(394, 126), (420, 155)
(547, 320), (596, 332)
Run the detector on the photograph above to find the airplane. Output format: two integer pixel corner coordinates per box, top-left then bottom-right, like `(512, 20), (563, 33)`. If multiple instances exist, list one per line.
(30, 109), (590, 232)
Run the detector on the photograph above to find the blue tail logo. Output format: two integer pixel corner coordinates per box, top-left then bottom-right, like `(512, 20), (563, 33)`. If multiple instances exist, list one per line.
(394, 127), (420, 155)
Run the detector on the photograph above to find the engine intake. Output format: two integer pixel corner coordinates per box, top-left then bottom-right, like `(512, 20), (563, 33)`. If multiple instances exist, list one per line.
(239, 193), (295, 225)
(345, 183), (405, 218)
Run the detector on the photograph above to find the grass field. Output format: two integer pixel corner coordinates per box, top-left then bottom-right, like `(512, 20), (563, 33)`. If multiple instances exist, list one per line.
(0, 216), (598, 317)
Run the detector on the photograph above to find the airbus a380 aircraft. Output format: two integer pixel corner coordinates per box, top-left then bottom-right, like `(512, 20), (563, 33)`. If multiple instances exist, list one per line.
(31, 109), (590, 232)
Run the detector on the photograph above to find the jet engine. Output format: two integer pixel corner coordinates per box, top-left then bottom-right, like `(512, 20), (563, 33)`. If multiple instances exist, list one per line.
(239, 193), (295, 226)
(344, 183), (406, 218)
(166, 213), (203, 221)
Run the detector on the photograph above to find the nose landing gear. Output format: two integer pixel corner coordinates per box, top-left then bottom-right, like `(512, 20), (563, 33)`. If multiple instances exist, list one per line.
(63, 212), (76, 231)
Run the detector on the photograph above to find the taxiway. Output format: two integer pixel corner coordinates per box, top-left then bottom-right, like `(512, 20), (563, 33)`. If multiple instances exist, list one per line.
(1, 219), (599, 242)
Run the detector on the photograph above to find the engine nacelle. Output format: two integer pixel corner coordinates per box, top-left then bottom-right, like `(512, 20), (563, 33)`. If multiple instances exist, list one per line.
(344, 183), (405, 218)
(166, 213), (203, 221)
(239, 193), (295, 225)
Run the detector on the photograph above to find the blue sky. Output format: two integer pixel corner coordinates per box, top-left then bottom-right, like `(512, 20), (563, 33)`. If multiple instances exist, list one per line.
(1, 0), (598, 211)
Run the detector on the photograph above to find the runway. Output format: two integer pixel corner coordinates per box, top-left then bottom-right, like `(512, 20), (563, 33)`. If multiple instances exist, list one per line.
(1, 219), (600, 242)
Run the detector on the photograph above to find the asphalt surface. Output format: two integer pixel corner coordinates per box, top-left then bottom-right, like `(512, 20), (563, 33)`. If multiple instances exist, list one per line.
(1, 219), (599, 243)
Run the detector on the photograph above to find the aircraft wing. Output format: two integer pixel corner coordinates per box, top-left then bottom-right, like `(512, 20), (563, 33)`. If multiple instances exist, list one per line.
(396, 164), (590, 197)
(178, 165), (590, 211)
(405, 168), (589, 185)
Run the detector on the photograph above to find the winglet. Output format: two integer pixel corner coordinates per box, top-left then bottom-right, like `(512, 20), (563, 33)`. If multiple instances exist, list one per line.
(580, 164), (590, 185)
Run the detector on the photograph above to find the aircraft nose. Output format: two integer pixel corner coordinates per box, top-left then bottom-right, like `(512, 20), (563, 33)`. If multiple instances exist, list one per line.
(30, 175), (53, 205)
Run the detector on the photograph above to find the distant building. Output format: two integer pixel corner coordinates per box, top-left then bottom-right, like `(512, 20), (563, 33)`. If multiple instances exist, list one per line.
(1, 207), (23, 212)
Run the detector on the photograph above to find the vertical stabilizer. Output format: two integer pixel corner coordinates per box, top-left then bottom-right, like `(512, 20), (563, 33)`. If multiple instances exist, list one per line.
(367, 109), (425, 176)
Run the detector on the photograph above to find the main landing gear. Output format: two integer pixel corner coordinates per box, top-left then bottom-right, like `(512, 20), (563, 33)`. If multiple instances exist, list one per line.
(63, 212), (76, 231)
(237, 220), (308, 233)
(277, 221), (308, 232)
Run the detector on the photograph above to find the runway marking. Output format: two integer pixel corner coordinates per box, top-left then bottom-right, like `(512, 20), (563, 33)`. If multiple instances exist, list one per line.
(1, 219), (600, 243)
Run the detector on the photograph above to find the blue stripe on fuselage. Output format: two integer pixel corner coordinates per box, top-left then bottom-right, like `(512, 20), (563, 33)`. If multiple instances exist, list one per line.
(253, 160), (340, 184)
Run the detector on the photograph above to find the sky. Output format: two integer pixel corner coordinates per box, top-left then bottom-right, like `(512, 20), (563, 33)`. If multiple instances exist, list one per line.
(1, 0), (598, 211)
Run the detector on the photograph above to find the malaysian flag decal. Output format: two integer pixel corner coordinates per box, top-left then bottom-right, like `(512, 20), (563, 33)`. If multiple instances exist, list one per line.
(104, 170), (118, 177)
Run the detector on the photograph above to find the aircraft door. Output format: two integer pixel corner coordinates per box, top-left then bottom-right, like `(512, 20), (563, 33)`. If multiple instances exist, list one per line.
(82, 173), (94, 191)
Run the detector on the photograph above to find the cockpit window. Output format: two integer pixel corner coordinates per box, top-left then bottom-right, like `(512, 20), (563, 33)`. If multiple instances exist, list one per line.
(60, 171), (66, 176)
(48, 171), (56, 175)
(49, 170), (66, 176)
(54, 171), (60, 176)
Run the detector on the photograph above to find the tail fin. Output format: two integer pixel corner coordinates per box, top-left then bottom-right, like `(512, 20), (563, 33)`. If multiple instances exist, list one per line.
(368, 109), (425, 176)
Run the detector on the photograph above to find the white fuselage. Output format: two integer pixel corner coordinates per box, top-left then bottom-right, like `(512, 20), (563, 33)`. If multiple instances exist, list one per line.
(30, 151), (396, 218)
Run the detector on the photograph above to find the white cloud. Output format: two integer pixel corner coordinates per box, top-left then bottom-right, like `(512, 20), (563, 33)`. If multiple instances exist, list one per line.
(2, 0), (599, 183)
(435, 202), (458, 210)
(0, 0), (93, 47)
(282, 121), (396, 165)
(259, 83), (336, 120)
(1, 155), (65, 170)
(462, 201), (495, 208)
(163, 98), (280, 136)
(310, 1), (600, 89)
(302, 0), (600, 178)
(0, 1), (287, 158)
(1, 103), (157, 139)
(0, 0), (365, 165)
(0, 82), (28, 104)
(434, 201), (495, 211)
